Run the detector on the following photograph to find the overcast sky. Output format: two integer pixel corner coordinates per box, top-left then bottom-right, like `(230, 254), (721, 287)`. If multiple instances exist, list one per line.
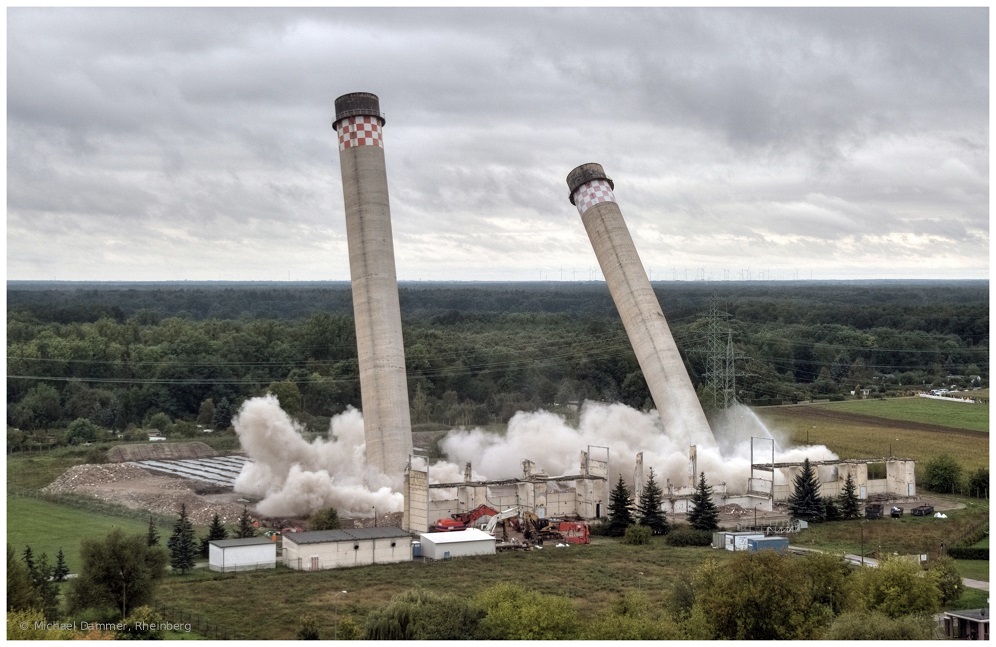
(6, 7), (989, 282)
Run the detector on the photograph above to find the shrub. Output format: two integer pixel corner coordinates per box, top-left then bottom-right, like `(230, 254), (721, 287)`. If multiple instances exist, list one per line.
(665, 526), (713, 547)
(967, 468), (989, 498)
(947, 547), (988, 560)
(929, 556), (964, 605)
(922, 455), (963, 494)
(624, 524), (651, 545)
(826, 611), (935, 640)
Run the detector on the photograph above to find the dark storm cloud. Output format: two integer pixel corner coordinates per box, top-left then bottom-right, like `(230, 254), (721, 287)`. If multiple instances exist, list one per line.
(6, 7), (988, 281)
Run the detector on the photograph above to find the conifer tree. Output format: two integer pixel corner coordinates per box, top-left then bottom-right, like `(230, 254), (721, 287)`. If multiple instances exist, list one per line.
(146, 516), (160, 547)
(606, 474), (635, 537)
(687, 472), (719, 531)
(34, 552), (60, 619)
(200, 513), (229, 558)
(22, 545), (36, 578)
(636, 468), (669, 535)
(166, 504), (197, 574)
(53, 548), (69, 582)
(822, 496), (841, 522)
(838, 472), (861, 520)
(234, 505), (257, 539)
(8, 544), (42, 613)
(788, 458), (825, 522)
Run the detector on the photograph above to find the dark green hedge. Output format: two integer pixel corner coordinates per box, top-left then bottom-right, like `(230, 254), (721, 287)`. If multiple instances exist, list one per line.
(947, 546), (989, 561)
(665, 528), (713, 547)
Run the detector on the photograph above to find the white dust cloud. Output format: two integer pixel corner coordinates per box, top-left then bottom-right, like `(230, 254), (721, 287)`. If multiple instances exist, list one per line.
(440, 401), (837, 492)
(233, 394), (836, 518)
(232, 395), (402, 517)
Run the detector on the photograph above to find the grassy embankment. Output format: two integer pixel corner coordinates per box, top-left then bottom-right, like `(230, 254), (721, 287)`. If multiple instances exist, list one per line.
(756, 397), (989, 472)
(6, 446), (195, 573)
(156, 542), (728, 640)
(6, 497), (152, 573)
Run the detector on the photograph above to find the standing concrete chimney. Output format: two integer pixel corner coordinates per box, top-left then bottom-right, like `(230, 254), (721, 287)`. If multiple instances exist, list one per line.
(333, 92), (413, 476)
(566, 163), (714, 446)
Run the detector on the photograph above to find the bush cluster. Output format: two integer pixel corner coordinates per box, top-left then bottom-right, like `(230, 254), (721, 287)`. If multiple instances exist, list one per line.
(664, 526), (713, 547)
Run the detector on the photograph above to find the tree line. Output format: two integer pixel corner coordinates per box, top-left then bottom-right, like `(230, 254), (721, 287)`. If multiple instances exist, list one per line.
(7, 281), (988, 446)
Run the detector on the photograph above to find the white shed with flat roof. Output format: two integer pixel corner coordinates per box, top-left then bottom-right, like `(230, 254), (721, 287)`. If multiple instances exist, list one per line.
(282, 527), (412, 571)
(418, 528), (496, 560)
(208, 536), (277, 572)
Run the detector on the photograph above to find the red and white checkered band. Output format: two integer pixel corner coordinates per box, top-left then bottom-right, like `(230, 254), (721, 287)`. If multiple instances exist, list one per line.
(573, 179), (616, 215)
(337, 115), (384, 151)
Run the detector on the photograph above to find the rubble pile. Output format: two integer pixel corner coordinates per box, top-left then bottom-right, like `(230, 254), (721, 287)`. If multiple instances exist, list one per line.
(43, 463), (248, 525)
(719, 503), (750, 517)
(43, 463), (151, 491)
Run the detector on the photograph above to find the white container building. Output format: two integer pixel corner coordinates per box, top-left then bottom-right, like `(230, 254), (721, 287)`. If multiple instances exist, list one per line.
(418, 528), (497, 560)
(208, 537), (277, 572)
(282, 527), (412, 571)
(723, 531), (765, 552)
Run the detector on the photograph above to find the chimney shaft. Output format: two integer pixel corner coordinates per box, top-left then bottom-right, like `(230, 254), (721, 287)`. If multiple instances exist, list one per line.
(566, 163), (714, 446)
(334, 92), (413, 476)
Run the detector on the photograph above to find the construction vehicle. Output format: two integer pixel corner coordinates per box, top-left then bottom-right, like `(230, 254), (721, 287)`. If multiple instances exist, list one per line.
(451, 504), (498, 526)
(485, 507), (522, 540)
(431, 504), (499, 532)
(431, 518), (467, 532)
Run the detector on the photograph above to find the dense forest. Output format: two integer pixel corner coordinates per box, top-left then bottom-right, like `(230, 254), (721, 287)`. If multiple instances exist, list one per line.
(7, 280), (989, 445)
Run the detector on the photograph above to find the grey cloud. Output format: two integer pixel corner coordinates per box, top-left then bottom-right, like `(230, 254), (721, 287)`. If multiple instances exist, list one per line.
(6, 7), (987, 281)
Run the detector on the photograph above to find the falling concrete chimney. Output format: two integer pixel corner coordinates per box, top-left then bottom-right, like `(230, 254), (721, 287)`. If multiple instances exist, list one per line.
(566, 163), (714, 446)
(333, 92), (413, 476)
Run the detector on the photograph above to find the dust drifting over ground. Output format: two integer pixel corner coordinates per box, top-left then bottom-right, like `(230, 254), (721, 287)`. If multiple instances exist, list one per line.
(233, 396), (836, 517)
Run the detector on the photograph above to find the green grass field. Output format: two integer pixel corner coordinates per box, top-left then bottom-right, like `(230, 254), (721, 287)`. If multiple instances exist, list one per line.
(953, 558), (990, 582)
(813, 397), (990, 432)
(155, 542), (730, 639)
(7, 496), (153, 573)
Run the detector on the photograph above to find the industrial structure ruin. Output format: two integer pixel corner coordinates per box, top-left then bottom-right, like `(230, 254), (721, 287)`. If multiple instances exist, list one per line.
(401, 445), (917, 533)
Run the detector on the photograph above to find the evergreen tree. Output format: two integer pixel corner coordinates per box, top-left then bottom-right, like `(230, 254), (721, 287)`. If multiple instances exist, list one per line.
(606, 474), (635, 537)
(687, 472), (719, 531)
(636, 468), (669, 535)
(822, 496), (841, 522)
(234, 505), (257, 539)
(788, 458), (825, 522)
(146, 516), (160, 547)
(166, 504), (197, 574)
(213, 397), (235, 430)
(7, 544), (42, 613)
(200, 513), (229, 558)
(838, 472), (861, 520)
(53, 548), (69, 582)
(22, 545), (36, 578)
(34, 552), (60, 619)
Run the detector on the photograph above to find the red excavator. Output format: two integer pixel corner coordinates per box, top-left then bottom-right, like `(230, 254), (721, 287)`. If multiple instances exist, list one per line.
(431, 504), (498, 532)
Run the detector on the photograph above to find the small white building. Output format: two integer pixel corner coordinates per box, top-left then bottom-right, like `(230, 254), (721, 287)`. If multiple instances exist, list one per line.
(418, 528), (497, 560)
(711, 531), (765, 552)
(282, 527), (412, 571)
(208, 536), (277, 572)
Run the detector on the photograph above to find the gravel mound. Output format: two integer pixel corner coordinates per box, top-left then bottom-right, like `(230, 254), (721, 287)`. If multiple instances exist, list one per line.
(106, 441), (217, 463)
(42, 463), (249, 525)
